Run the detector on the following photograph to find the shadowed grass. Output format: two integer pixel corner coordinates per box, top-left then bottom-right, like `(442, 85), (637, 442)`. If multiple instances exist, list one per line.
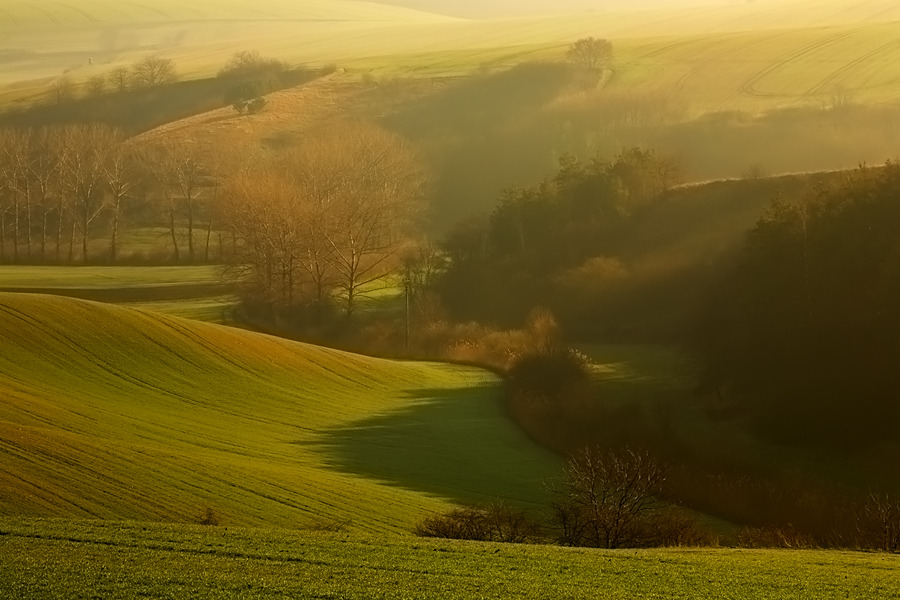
(0, 293), (556, 532)
(316, 385), (559, 510)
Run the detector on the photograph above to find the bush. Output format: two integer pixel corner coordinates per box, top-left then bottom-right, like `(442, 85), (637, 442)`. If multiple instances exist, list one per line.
(551, 446), (679, 548)
(642, 507), (719, 547)
(247, 97), (266, 114)
(735, 524), (816, 549)
(858, 493), (900, 552)
(414, 501), (542, 544)
(506, 347), (592, 405)
(198, 507), (220, 526)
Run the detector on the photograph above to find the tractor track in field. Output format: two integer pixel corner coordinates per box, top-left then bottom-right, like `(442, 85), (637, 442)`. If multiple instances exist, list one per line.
(665, 30), (790, 101)
(638, 32), (735, 61)
(30, 6), (59, 26)
(119, 1), (171, 20)
(57, 3), (97, 23)
(0, 301), (205, 408)
(739, 30), (856, 98)
(804, 36), (900, 98)
(0, 7), (19, 26)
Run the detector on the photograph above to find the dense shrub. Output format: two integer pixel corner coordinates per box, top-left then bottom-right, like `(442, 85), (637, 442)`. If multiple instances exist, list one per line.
(735, 525), (816, 549)
(198, 507), (220, 526)
(550, 446), (673, 548)
(414, 501), (542, 544)
(858, 493), (900, 552)
(506, 347), (592, 405)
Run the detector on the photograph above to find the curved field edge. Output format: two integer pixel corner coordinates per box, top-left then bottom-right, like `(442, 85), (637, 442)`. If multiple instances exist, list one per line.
(0, 293), (558, 532)
(1, 518), (898, 600)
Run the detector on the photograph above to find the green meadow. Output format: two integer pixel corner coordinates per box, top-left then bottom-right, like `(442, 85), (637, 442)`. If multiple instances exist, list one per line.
(0, 265), (234, 321)
(0, 293), (559, 532)
(1, 518), (898, 600)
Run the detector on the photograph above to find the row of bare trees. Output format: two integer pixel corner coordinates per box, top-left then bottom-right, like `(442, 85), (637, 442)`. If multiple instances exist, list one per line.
(221, 122), (427, 319)
(0, 125), (213, 264)
(51, 55), (178, 105)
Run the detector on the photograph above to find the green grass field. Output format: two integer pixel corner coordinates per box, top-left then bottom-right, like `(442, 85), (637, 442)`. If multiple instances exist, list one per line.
(0, 265), (236, 321)
(1, 518), (898, 599)
(0, 293), (558, 532)
(0, 265), (221, 288)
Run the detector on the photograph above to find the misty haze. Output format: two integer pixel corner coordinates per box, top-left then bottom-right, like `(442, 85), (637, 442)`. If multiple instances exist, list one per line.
(1, 1), (900, 597)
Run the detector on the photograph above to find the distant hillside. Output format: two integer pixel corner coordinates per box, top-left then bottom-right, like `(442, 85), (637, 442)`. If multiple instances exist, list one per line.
(371, 0), (900, 25)
(0, 294), (558, 530)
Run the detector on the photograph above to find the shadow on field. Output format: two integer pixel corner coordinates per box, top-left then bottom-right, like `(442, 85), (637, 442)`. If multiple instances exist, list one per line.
(311, 384), (559, 509)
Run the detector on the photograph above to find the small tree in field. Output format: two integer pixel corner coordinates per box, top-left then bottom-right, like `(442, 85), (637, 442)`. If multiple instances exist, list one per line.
(131, 55), (177, 88)
(566, 37), (613, 76)
(551, 446), (668, 548)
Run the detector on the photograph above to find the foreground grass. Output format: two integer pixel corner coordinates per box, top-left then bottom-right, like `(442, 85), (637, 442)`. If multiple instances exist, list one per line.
(1, 518), (898, 600)
(0, 293), (558, 532)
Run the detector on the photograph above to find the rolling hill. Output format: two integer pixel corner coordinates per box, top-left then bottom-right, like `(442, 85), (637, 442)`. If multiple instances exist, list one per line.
(7, 0), (900, 106)
(0, 293), (559, 531)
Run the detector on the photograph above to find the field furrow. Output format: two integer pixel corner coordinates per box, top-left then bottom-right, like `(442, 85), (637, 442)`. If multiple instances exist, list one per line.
(738, 30), (857, 98)
(0, 293), (559, 531)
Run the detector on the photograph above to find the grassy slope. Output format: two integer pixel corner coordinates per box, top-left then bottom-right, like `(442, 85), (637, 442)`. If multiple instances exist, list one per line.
(0, 265), (235, 322)
(2, 518), (899, 599)
(0, 293), (559, 532)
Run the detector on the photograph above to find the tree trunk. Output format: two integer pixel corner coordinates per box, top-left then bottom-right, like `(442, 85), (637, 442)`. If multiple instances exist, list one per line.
(0, 212), (6, 263)
(81, 211), (90, 264)
(68, 219), (76, 263)
(110, 201), (119, 264)
(204, 217), (213, 262)
(24, 185), (32, 262)
(12, 196), (19, 263)
(40, 212), (48, 263)
(187, 200), (194, 262)
(168, 209), (180, 262)
(56, 201), (64, 263)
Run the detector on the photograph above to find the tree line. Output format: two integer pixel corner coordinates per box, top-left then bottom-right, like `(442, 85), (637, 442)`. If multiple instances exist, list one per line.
(0, 125), (217, 265)
(693, 161), (900, 444)
(223, 122), (427, 323)
(435, 147), (683, 329)
(1, 51), (324, 135)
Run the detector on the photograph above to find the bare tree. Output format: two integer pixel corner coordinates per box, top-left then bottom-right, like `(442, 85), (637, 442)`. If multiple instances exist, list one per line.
(86, 74), (107, 97)
(59, 125), (118, 263)
(860, 493), (900, 551)
(566, 37), (613, 76)
(144, 140), (205, 263)
(0, 129), (17, 262)
(219, 50), (263, 78)
(306, 123), (427, 317)
(108, 66), (131, 92)
(222, 124), (426, 321)
(222, 165), (299, 304)
(26, 128), (67, 263)
(551, 446), (668, 548)
(104, 140), (139, 263)
(131, 55), (177, 88)
(0, 129), (25, 262)
(48, 75), (76, 104)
